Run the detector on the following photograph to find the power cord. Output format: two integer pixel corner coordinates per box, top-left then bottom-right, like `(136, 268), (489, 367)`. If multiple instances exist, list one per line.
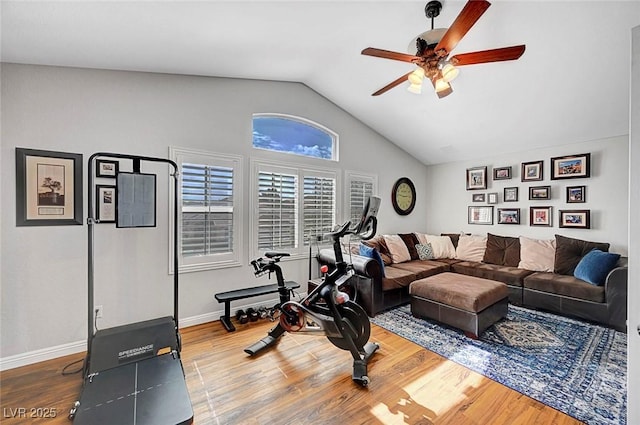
(62, 358), (84, 376)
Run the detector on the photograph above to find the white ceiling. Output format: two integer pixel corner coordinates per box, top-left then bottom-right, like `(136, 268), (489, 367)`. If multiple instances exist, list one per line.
(2, 1), (639, 165)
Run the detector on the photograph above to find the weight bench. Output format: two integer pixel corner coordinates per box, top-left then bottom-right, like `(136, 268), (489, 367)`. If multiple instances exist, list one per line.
(215, 281), (300, 332)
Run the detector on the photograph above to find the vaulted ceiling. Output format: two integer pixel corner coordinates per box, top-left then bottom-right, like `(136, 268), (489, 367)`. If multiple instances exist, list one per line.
(2, 1), (639, 164)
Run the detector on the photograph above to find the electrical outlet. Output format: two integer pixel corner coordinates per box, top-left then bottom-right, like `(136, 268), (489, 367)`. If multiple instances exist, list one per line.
(95, 305), (103, 318)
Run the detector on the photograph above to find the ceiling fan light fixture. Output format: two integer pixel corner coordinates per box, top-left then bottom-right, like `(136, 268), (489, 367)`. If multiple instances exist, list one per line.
(407, 83), (423, 94)
(441, 62), (459, 82)
(407, 67), (425, 85)
(433, 77), (453, 98)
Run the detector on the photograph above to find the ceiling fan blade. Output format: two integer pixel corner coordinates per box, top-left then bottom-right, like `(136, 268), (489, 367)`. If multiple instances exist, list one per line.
(371, 71), (413, 96)
(362, 47), (420, 64)
(434, 0), (491, 57)
(450, 45), (526, 66)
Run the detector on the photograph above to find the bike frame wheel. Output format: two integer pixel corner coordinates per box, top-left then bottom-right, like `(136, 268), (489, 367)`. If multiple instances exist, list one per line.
(327, 301), (371, 351)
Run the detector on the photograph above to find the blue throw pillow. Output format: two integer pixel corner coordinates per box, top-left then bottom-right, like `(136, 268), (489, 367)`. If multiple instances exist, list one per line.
(573, 249), (621, 286)
(359, 244), (385, 277)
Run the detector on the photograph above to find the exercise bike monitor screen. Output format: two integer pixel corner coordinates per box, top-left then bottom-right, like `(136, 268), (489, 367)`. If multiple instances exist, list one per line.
(353, 196), (381, 239)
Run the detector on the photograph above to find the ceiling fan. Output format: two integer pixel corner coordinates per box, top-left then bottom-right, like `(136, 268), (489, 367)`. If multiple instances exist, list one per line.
(361, 0), (525, 98)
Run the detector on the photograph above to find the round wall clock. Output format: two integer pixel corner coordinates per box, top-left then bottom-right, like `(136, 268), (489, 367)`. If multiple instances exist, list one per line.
(391, 177), (416, 215)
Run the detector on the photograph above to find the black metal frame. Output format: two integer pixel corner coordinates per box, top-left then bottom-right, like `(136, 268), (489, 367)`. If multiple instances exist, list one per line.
(85, 152), (180, 376)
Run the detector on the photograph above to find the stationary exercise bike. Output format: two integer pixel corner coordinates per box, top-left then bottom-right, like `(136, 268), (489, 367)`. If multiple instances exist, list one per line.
(244, 197), (381, 387)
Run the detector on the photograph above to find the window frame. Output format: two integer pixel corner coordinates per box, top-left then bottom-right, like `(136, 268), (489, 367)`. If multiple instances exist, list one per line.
(345, 171), (378, 226)
(251, 159), (339, 260)
(169, 146), (243, 273)
(252, 113), (339, 161)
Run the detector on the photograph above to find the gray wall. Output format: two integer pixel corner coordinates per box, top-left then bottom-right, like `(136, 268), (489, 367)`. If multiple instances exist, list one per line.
(0, 63), (429, 362)
(628, 24), (639, 425)
(424, 137), (629, 255)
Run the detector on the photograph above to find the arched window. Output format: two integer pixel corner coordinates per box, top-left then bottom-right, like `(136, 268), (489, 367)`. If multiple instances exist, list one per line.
(252, 113), (337, 161)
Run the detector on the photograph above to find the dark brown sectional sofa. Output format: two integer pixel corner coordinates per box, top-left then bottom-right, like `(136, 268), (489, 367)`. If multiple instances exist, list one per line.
(317, 233), (628, 332)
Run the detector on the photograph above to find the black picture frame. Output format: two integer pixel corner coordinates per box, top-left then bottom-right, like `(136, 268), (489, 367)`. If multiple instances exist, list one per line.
(493, 166), (512, 180)
(559, 209), (591, 229)
(466, 166), (487, 190)
(487, 192), (498, 204)
(15, 147), (83, 226)
(551, 153), (591, 180)
(566, 185), (586, 203)
(472, 193), (486, 202)
(96, 159), (119, 178)
(504, 187), (518, 202)
(521, 160), (543, 182)
(529, 185), (551, 200)
(96, 185), (116, 223)
(497, 208), (520, 224)
(530, 206), (552, 227)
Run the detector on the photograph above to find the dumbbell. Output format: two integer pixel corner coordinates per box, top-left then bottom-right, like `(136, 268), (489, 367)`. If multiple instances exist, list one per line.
(246, 307), (260, 322)
(235, 309), (249, 324)
(257, 306), (269, 319)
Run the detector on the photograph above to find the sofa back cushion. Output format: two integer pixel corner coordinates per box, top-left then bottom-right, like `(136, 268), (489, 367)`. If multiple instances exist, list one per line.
(518, 236), (556, 272)
(455, 235), (487, 262)
(383, 234), (412, 264)
(482, 233), (521, 267)
(554, 234), (610, 275)
(362, 235), (392, 265)
(399, 233), (421, 260)
(415, 233), (456, 259)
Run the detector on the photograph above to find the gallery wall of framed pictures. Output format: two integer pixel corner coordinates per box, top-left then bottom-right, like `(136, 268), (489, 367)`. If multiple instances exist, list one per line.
(465, 152), (594, 228)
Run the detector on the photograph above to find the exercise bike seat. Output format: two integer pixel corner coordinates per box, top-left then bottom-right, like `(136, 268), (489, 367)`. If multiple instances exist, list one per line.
(264, 251), (290, 259)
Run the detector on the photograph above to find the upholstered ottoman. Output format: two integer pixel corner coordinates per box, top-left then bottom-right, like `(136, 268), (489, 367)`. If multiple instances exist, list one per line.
(410, 272), (508, 338)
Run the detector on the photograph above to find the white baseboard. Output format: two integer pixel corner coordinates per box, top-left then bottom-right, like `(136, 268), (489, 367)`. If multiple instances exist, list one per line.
(0, 296), (283, 371)
(0, 340), (86, 371)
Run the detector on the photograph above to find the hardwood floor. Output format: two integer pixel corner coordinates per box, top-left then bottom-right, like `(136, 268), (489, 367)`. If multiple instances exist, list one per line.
(0, 318), (583, 424)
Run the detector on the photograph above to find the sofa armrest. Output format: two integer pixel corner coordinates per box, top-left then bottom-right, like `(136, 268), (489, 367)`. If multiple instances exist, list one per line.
(317, 249), (381, 279)
(317, 248), (384, 317)
(604, 260), (628, 331)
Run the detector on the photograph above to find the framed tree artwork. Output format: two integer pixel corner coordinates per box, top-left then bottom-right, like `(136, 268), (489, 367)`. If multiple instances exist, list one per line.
(15, 148), (83, 226)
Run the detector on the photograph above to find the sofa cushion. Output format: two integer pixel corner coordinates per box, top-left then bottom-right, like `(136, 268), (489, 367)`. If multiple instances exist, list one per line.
(399, 233), (421, 260)
(392, 260), (449, 281)
(482, 233), (521, 267)
(359, 243), (385, 278)
(383, 234), (412, 264)
(415, 234), (456, 259)
(415, 243), (434, 260)
(451, 261), (532, 287)
(455, 235), (487, 262)
(573, 249), (621, 285)
(554, 234), (610, 275)
(518, 236), (556, 272)
(381, 265), (418, 291)
(362, 236), (392, 266)
(524, 272), (605, 302)
(410, 273), (508, 313)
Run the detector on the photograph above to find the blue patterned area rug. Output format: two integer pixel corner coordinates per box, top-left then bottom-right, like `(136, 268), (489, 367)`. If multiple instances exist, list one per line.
(372, 304), (627, 425)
